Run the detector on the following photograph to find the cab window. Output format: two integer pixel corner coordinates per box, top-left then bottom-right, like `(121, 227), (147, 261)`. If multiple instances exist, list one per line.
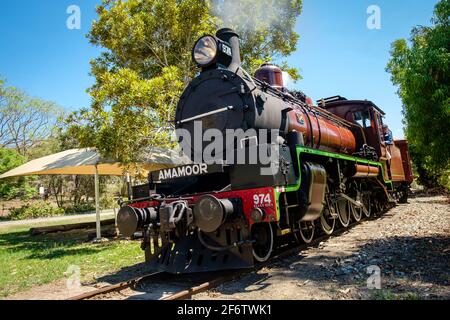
(353, 110), (371, 128)
(377, 113), (385, 142)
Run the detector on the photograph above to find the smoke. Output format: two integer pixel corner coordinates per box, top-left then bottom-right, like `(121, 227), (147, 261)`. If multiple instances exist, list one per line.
(282, 71), (294, 90)
(211, 0), (300, 85)
(211, 0), (292, 35)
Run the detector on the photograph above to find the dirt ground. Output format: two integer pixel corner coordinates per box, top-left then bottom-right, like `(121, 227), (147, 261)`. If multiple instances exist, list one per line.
(5, 194), (449, 300)
(195, 194), (450, 300)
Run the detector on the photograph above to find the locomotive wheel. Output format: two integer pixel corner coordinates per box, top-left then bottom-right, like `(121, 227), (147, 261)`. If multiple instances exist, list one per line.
(292, 223), (302, 244)
(349, 183), (362, 222)
(350, 202), (362, 222)
(362, 193), (372, 218)
(337, 199), (350, 227)
(251, 223), (274, 263)
(299, 221), (315, 244)
(320, 205), (336, 235)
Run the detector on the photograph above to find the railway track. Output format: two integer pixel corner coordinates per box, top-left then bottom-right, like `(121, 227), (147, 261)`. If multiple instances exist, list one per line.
(67, 270), (242, 301)
(67, 272), (163, 300)
(68, 215), (364, 301)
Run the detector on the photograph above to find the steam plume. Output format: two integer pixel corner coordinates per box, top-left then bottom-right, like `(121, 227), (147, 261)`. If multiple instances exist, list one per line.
(211, 0), (294, 35)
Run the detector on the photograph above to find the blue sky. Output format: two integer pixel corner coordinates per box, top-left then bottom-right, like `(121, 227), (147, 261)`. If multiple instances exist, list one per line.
(0, 0), (440, 139)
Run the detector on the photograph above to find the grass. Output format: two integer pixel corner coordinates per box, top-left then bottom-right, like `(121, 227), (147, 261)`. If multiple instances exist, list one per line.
(0, 221), (143, 298)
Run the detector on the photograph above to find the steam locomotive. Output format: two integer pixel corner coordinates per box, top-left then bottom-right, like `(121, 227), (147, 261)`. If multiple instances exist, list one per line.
(117, 28), (413, 273)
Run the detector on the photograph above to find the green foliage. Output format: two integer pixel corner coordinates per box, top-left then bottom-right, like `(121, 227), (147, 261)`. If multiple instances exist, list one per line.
(0, 180), (36, 201)
(66, 0), (302, 163)
(0, 148), (25, 175)
(8, 202), (65, 221)
(0, 79), (63, 156)
(0, 148), (36, 200)
(386, 0), (450, 189)
(0, 79), (64, 200)
(100, 194), (118, 210)
(63, 202), (96, 214)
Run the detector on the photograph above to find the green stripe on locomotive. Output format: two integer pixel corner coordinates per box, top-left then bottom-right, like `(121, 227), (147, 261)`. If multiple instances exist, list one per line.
(273, 146), (393, 221)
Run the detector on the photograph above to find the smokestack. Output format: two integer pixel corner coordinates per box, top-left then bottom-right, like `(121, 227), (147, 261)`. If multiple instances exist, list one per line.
(216, 28), (241, 72)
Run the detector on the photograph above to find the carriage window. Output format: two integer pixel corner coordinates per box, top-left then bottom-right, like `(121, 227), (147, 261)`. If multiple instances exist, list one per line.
(353, 110), (371, 128)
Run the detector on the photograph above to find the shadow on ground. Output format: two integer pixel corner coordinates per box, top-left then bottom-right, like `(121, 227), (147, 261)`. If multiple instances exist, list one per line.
(208, 235), (450, 300)
(95, 262), (155, 284)
(0, 227), (117, 260)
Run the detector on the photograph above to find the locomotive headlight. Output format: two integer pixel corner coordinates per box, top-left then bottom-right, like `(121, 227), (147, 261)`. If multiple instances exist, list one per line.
(193, 35), (218, 67)
(192, 35), (233, 69)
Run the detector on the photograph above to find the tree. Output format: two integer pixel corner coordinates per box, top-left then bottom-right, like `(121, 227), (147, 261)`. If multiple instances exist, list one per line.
(386, 0), (450, 189)
(67, 0), (302, 163)
(0, 80), (63, 156)
(0, 148), (35, 200)
(0, 80), (63, 201)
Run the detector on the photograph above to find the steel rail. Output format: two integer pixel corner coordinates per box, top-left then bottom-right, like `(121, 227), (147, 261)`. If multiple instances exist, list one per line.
(67, 271), (164, 300)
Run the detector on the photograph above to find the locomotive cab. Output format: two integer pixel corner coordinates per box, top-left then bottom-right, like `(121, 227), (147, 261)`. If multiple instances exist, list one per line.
(319, 96), (413, 186)
(318, 96), (386, 158)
